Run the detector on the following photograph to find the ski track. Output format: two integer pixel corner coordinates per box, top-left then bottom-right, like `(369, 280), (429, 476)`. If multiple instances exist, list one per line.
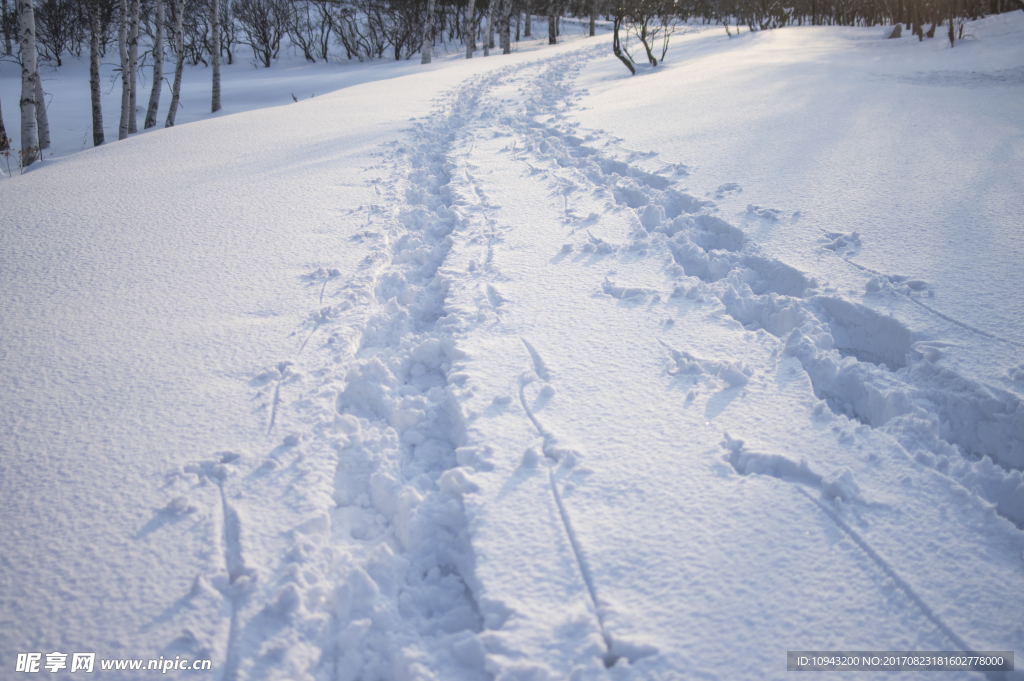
(436, 42), (1023, 673)
(148, 42), (1024, 679)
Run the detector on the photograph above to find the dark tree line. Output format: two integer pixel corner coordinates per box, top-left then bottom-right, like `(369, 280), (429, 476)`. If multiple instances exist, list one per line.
(0, 0), (1018, 165)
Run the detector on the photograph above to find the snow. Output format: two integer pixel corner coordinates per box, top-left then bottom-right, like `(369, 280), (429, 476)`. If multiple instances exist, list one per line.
(2, 13), (1023, 681)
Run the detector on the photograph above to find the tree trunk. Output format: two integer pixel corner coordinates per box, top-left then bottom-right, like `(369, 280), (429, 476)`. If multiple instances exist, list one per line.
(589, 0), (596, 36)
(422, 0), (437, 63)
(89, 1), (104, 145)
(524, 10), (531, 36)
(18, 0), (38, 166)
(118, 0), (130, 139)
(501, 0), (512, 53)
(128, 0), (139, 132)
(165, 0), (184, 127)
(612, 15), (634, 74)
(145, 0), (163, 129)
(34, 75), (49, 150)
(0, 97), (9, 151)
(548, 6), (557, 44)
(465, 0), (477, 57)
(211, 0), (221, 111)
(485, 0), (496, 54)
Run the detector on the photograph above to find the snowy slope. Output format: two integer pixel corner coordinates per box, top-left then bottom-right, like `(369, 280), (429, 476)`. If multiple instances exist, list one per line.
(2, 14), (1023, 681)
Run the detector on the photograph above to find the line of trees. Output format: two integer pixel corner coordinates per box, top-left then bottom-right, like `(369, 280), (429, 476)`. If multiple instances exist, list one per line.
(0, 0), (1019, 167)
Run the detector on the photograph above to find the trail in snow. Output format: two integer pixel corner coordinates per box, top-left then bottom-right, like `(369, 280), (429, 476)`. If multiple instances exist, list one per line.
(425, 42), (1024, 678)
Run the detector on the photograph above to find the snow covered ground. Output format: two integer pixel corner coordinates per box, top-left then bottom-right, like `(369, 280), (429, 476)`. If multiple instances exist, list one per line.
(2, 13), (1023, 681)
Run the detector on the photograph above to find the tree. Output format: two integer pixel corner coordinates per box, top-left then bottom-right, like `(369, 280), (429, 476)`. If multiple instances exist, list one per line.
(421, 0), (437, 62)
(500, 0), (513, 53)
(547, 0), (556, 43)
(34, 0), (82, 67)
(144, 0), (164, 128)
(88, 0), (104, 145)
(18, 0), (39, 166)
(34, 75), (49, 150)
(484, 0), (496, 53)
(233, 0), (287, 67)
(128, 0), (140, 133)
(118, 0), (130, 139)
(165, 0), (184, 126)
(465, 0), (477, 56)
(212, 0), (221, 111)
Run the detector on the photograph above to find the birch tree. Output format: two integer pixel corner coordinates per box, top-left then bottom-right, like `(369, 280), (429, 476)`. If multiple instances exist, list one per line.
(88, 0), (104, 145)
(34, 76), (49, 150)
(165, 0), (184, 127)
(500, 0), (513, 53)
(484, 0), (496, 54)
(421, 0), (437, 63)
(128, 0), (140, 133)
(465, 0), (477, 57)
(144, 0), (163, 129)
(118, 0), (130, 139)
(211, 0), (221, 112)
(17, 0), (38, 166)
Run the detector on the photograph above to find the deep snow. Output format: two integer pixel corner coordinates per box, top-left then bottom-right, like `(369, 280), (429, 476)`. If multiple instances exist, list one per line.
(1, 14), (1023, 681)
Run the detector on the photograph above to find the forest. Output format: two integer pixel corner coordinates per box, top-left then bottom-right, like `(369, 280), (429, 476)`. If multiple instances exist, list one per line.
(1, 0), (1020, 166)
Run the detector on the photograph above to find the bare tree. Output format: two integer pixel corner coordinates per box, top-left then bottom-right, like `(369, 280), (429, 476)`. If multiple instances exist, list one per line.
(34, 0), (82, 67)
(34, 75), (49, 150)
(165, 0), (184, 126)
(500, 0), (512, 53)
(212, 0), (221, 111)
(465, 0), (477, 56)
(421, 0), (436, 62)
(233, 0), (287, 67)
(88, 0), (104, 145)
(547, 1), (556, 43)
(118, 0), (129, 138)
(128, 0), (139, 133)
(144, 0), (163, 128)
(18, 0), (39, 165)
(484, 0), (496, 53)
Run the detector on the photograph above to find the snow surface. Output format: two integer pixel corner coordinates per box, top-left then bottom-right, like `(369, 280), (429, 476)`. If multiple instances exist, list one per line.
(1, 14), (1023, 681)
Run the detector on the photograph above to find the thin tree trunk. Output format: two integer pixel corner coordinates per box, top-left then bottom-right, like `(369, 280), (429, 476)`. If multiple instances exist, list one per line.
(501, 0), (512, 53)
(589, 0), (596, 35)
(34, 75), (49, 150)
(145, 0), (163, 129)
(548, 2), (557, 44)
(421, 0), (436, 63)
(0, 97), (9, 150)
(89, 1), (104, 145)
(118, 0), (130, 139)
(524, 8), (531, 36)
(165, 0), (184, 127)
(128, 0), (139, 133)
(465, 0), (477, 57)
(485, 0), (496, 53)
(18, 0), (38, 166)
(211, 0), (221, 111)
